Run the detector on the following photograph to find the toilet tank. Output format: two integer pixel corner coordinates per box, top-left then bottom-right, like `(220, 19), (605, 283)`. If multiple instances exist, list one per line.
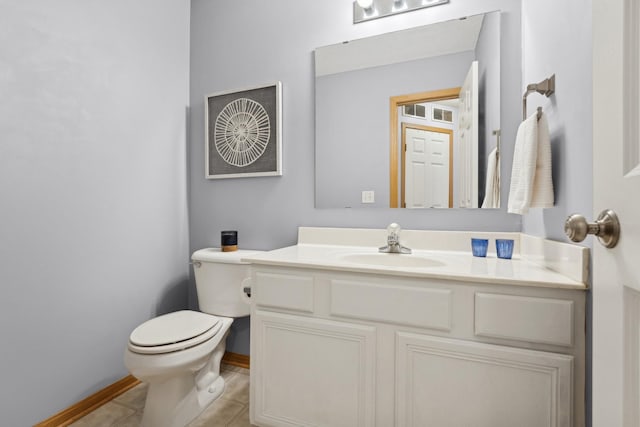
(191, 248), (263, 317)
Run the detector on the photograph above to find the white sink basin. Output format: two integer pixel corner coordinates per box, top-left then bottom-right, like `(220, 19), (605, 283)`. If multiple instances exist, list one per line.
(339, 253), (445, 268)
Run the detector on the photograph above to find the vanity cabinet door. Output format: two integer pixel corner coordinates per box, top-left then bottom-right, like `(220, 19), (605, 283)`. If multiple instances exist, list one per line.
(396, 332), (574, 427)
(251, 310), (376, 427)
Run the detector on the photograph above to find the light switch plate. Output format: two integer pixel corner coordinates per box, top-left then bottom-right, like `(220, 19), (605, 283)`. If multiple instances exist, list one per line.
(362, 190), (375, 204)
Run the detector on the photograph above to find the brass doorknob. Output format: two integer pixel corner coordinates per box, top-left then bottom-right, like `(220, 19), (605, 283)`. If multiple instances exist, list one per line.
(564, 209), (620, 248)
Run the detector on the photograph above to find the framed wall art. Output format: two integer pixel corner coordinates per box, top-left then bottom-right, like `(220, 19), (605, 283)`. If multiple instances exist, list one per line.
(205, 82), (282, 179)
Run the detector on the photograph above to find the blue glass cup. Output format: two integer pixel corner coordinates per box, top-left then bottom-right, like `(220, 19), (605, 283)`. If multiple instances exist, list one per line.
(471, 238), (489, 257)
(496, 239), (515, 259)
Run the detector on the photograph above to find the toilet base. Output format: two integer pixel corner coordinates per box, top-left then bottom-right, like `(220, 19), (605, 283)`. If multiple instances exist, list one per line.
(140, 376), (225, 427)
(124, 315), (233, 427)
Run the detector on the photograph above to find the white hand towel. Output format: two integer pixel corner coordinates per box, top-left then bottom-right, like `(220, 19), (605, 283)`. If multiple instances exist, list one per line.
(530, 112), (554, 208)
(508, 111), (554, 214)
(481, 147), (500, 208)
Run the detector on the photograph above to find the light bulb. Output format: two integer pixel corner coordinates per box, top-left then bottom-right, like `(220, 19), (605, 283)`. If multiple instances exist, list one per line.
(356, 0), (374, 10)
(393, 0), (406, 11)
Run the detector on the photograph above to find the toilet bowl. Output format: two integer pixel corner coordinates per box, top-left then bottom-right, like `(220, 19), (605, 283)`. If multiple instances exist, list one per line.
(124, 248), (262, 427)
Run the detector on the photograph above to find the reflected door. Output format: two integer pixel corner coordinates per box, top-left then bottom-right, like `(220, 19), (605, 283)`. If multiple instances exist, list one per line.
(403, 125), (452, 208)
(458, 60), (479, 208)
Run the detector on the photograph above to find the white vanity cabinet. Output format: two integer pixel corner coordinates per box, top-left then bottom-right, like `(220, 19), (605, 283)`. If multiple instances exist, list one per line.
(249, 266), (586, 427)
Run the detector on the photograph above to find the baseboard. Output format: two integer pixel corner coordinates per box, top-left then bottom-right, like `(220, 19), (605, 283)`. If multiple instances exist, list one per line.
(34, 375), (140, 427)
(222, 351), (250, 369)
(34, 351), (249, 427)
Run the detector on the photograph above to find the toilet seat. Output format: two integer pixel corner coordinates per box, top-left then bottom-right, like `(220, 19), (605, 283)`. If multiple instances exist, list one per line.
(128, 310), (223, 355)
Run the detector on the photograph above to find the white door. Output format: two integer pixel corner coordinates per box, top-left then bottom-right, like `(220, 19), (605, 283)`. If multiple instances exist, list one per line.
(458, 60), (478, 208)
(404, 127), (450, 208)
(592, 0), (640, 425)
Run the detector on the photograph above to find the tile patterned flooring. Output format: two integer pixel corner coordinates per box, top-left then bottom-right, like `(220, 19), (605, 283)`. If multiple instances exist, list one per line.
(70, 364), (256, 427)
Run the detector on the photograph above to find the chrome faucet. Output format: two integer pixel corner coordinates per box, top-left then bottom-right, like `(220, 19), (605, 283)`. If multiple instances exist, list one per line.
(379, 223), (412, 254)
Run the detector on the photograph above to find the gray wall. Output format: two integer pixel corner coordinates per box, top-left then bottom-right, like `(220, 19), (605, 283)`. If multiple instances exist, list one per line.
(0, 1), (191, 425)
(521, 0), (593, 241)
(189, 0), (523, 354)
(316, 52), (475, 208)
(521, 1), (593, 425)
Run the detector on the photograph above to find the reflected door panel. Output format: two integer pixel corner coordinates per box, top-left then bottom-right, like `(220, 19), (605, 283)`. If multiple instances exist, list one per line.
(458, 61), (479, 208)
(403, 126), (452, 208)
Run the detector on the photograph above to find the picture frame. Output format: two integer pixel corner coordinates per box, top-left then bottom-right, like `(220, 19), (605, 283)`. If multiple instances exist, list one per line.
(205, 82), (282, 179)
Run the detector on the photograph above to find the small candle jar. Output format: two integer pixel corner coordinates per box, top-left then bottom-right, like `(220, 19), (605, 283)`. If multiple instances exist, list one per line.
(221, 230), (238, 252)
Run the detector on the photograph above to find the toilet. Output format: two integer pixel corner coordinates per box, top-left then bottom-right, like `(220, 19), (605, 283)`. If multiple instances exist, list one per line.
(124, 248), (262, 427)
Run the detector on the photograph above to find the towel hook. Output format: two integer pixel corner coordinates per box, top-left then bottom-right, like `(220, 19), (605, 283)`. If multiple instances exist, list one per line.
(522, 74), (555, 120)
(492, 129), (501, 160)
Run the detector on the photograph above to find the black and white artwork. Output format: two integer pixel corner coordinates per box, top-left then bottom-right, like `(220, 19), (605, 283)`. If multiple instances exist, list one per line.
(205, 82), (282, 179)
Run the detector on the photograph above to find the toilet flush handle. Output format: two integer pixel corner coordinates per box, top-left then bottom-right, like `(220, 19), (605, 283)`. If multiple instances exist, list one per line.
(241, 277), (252, 299)
(190, 261), (202, 268)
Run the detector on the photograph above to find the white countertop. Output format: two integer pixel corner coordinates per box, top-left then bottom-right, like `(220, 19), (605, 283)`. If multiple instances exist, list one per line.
(242, 243), (588, 291)
(240, 227), (589, 290)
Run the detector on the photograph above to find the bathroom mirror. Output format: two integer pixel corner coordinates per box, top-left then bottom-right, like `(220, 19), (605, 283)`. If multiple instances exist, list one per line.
(315, 11), (501, 209)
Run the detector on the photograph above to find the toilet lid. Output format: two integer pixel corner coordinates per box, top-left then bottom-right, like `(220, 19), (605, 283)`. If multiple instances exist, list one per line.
(191, 248), (264, 264)
(128, 310), (222, 354)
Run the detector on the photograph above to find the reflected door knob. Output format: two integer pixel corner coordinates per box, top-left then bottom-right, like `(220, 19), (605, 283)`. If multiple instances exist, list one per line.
(564, 209), (620, 248)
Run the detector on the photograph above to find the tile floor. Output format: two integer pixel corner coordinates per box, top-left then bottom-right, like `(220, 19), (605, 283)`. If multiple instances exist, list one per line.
(70, 364), (256, 427)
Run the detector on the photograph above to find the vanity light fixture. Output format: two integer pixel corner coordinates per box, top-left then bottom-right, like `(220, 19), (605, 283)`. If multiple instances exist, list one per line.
(353, 0), (449, 24)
